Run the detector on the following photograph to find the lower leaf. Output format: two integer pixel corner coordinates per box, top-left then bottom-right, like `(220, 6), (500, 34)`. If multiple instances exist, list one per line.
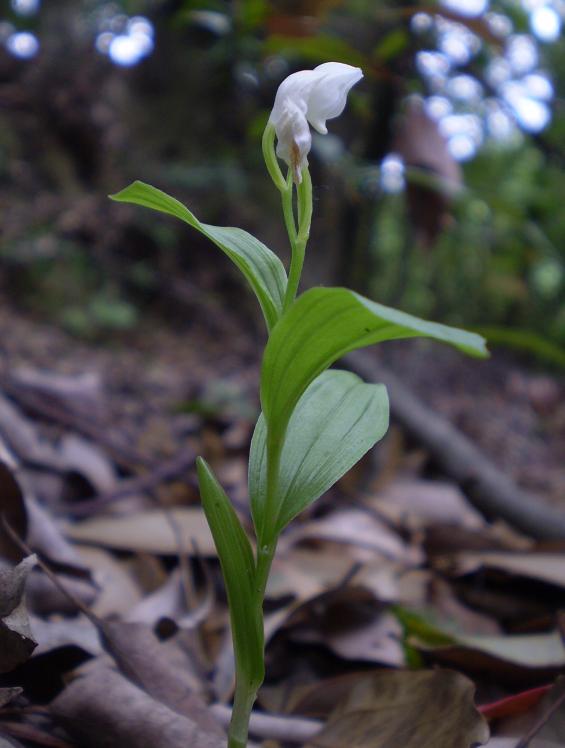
(197, 458), (264, 691)
(249, 369), (389, 538)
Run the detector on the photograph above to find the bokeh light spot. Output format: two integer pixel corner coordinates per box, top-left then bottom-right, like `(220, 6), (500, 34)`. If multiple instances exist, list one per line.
(530, 6), (562, 42)
(440, 0), (489, 17)
(10, 0), (40, 16)
(380, 154), (405, 194)
(5, 30), (39, 59)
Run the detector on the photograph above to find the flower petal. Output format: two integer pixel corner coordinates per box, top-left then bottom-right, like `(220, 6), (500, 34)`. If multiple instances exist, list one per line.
(274, 99), (311, 182)
(306, 62), (363, 134)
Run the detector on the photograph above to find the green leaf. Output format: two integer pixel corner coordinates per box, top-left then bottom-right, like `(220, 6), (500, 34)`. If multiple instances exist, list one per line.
(261, 287), (488, 451)
(196, 458), (264, 692)
(249, 370), (389, 536)
(110, 181), (287, 331)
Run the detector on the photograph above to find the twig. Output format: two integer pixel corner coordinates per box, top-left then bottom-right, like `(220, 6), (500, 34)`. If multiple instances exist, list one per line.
(63, 448), (197, 517)
(0, 721), (73, 748)
(345, 350), (565, 540)
(210, 703), (322, 743)
(514, 685), (565, 748)
(0, 378), (156, 472)
(1, 516), (101, 625)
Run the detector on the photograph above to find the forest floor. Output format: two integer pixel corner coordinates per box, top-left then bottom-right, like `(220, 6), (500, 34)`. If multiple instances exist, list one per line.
(1, 298), (565, 748)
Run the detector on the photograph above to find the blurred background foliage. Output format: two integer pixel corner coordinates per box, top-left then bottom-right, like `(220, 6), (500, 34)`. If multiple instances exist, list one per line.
(0, 0), (564, 362)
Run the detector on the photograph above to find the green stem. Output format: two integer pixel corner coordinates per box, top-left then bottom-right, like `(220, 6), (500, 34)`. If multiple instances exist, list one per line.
(282, 167), (312, 312)
(281, 170), (297, 245)
(255, 541), (277, 602)
(228, 676), (257, 748)
(283, 238), (305, 312)
(297, 166), (313, 243)
(262, 123), (286, 192)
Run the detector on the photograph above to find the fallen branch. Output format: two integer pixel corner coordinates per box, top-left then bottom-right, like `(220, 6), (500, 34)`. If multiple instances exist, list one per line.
(345, 350), (565, 540)
(211, 703), (321, 744)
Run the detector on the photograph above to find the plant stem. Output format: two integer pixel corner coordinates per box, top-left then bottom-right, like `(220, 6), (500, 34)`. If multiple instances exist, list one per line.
(262, 123), (286, 192)
(256, 541), (277, 601)
(281, 170), (297, 244)
(228, 677), (257, 748)
(283, 167), (312, 312)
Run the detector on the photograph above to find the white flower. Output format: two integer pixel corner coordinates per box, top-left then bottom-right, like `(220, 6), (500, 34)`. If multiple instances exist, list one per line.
(269, 62), (363, 182)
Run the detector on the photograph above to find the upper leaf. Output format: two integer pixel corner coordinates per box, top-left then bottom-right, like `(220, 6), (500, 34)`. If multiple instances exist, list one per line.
(110, 181), (287, 331)
(249, 369), (389, 537)
(261, 286), (487, 449)
(196, 458), (264, 692)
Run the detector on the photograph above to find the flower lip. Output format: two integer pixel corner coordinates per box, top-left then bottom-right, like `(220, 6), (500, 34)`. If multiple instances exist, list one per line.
(269, 61), (363, 181)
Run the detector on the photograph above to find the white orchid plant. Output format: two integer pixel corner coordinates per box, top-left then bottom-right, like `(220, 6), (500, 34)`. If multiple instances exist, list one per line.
(111, 62), (487, 748)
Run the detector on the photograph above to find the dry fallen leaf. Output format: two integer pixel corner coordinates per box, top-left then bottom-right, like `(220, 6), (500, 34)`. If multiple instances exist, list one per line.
(0, 687), (22, 709)
(50, 660), (224, 748)
(308, 669), (489, 748)
(369, 479), (485, 530)
(63, 507), (217, 556)
(296, 608), (405, 667)
(283, 509), (413, 562)
(447, 551), (565, 589)
(99, 620), (212, 720)
(59, 433), (118, 494)
(0, 555), (37, 673)
(0, 447), (27, 561)
(414, 629), (565, 683)
(78, 546), (143, 618)
(0, 733), (25, 748)
(491, 676), (565, 746)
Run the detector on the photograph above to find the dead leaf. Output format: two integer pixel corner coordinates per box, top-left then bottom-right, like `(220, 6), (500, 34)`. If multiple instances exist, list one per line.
(26, 497), (89, 570)
(309, 669), (489, 748)
(127, 567), (185, 624)
(296, 608), (405, 667)
(0, 687), (22, 709)
(414, 630), (565, 681)
(493, 676), (565, 747)
(428, 577), (502, 636)
(266, 548), (353, 602)
(59, 433), (118, 494)
(99, 620), (212, 724)
(447, 551), (565, 589)
(480, 685), (551, 722)
(0, 456), (27, 562)
(26, 567), (97, 615)
(0, 394), (64, 471)
(283, 509), (413, 563)
(78, 546), (143, 618)
(370, 479), (484, 530)
(0, 732), (24, 748)
(50, 660), (224, 748)
(63, 507), (217, 556)
(0, 555), (37, 673)
(30, 613), (101, 657)
(10, 368), (103, 415)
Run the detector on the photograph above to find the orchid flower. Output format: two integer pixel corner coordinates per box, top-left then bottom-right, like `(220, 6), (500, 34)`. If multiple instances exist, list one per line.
(268, 62), (363, 182)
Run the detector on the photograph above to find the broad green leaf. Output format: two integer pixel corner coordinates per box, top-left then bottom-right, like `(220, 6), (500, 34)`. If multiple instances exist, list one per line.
(249, 370), (389, 536)
(110, 181), (287, 331)
(261, 287), (488, 451)
(196, 458), (264, 692)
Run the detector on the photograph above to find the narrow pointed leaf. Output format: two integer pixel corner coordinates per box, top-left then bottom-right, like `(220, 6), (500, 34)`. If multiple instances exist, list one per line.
(261, 286), (487, 449)
(196, 458), (264, 691)
(249, 370), (389, 535)
(110, 181), (287, 330)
